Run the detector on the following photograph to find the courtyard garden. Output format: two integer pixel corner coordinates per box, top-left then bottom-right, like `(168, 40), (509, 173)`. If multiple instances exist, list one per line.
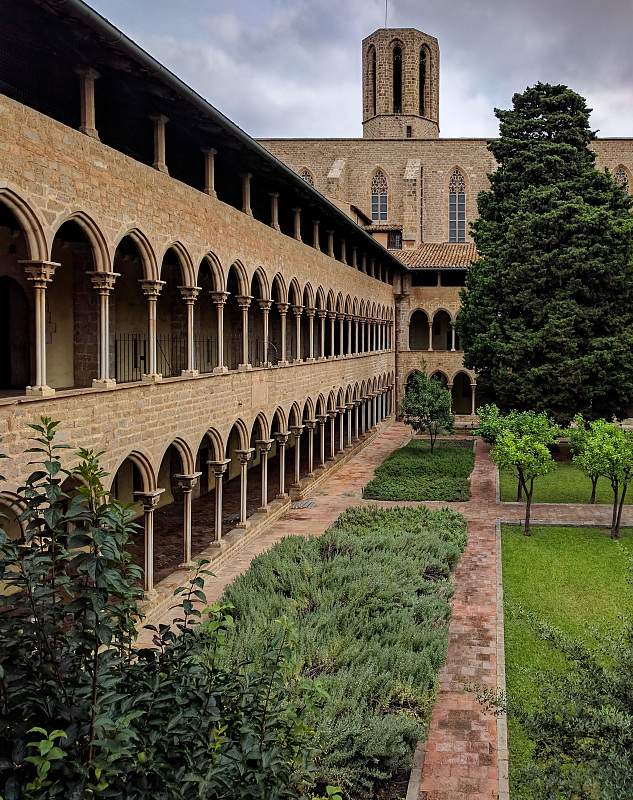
(502, 523), (633, 798)
(362, 438), (474, 501)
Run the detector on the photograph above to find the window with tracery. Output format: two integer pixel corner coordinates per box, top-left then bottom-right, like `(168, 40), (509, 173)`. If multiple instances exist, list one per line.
(299, 168), (314, 186)
(615, 166), (630, 194)
(448, 168), (466, 243)
(392, 45), (403, 114)
(371, 170), (388, 221)
(419, 47), (428, 116)
(368, 45), (377, 117)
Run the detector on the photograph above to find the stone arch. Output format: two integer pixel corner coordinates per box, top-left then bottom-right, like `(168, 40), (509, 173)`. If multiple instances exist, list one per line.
(288, 277), (302, 307)
(316, 394), (327, 416)
(251, 266), (271, 300)
(326, 289), (336, 312)
(271, 272), (288, 304)
(409, 308), (429, 350)
(0, 491), (27, 541)
(303, 282), (315, 309)
(315, 286), (326, 310)
(288, 401), (302, 428)
(197, 426), (224, 462)
(335, 292), (344, 314)
(196, 250), (225, 292)
(0, 187), (47, 261)
(158, 241), (195, 287)
(299, 167), (315, 186)
(108, 449), (156, 493)
(250, 411), (270, 441)
(614, 164), (631, 194)
(327, 390), (337, 412)
(451, 370), (473, 415)
(112, 226), (157, 280)
(158, 436), (195, 476)
(336, 387), (345, 407)
(224, 418), (249, 452)
(431, 309), (453, 351)
(271, 406), (287, 433)
(50, 210), (110, 273)
(225, 259), (249, 296)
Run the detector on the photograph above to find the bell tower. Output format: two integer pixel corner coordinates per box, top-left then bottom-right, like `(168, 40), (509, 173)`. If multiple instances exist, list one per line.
(362, 28), (439, 139)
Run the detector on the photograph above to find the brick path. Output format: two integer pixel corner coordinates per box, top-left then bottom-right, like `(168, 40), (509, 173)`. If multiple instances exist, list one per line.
(143, 422), (633, 798)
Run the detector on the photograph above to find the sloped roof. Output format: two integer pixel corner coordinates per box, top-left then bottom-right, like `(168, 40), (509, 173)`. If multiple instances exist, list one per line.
(396, 242), (478, 269)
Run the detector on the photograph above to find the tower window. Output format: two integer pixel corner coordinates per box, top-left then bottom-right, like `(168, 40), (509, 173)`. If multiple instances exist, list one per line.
(387, 230), (402, 249)
(299, 168), (314, 187)
(371, 170), (388, 221)
(406, 125), (412, 138)
(615, 165), (630, 194)
(393, 45), (403, 114)
(368, 45), (377, 117)
(419, 47), (428, 116)
(448, 168), (466, 243)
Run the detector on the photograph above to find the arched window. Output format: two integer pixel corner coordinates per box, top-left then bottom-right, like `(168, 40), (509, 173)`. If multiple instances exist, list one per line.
(419, 47), (428, 116)
(299, 168), (314, 186)
(615, 165), (630, 194)
(392, 45), (403, 114)
(449, 168), (466, 243)
(371, 170), (388, 222)
(368, 45), (377, 117)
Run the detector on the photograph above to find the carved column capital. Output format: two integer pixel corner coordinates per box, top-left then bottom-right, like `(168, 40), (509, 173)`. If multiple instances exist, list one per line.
(88, 270), (119, 293)
(21, 260), (59, 287)
(236, 448), (255, 465)
(235, 294), (253, 311)
(256, 438), (274, 453)
(274, 431), (290, 445)
(133, 489), (165, 510)
(208, 458), (231, 476)
(174, 472), (202, 491)
(178, 285), (201, 303)
(139, 279), (166, 298)
(211, 290), (230, 306)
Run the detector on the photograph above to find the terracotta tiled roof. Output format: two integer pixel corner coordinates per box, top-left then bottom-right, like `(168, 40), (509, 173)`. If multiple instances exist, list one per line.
(396, 242), (478, 269)
(363, 222), (403, 232)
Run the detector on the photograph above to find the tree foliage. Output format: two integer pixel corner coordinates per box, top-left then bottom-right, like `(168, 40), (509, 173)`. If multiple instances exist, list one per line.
(401, 369), (454, 453)
(457, 83), (633, 424)
(0, 418), (326, 800)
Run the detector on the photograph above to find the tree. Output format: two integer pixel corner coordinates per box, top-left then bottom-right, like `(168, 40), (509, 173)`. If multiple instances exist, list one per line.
(491, 427), (555, 535)
(400, 370), (454, 453)
(473, 403), (505, 444)
(569, 413), (601, 503)
(457, 83), (633, 424)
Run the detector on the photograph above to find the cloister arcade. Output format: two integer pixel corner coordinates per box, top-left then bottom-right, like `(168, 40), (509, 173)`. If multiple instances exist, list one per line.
(408, 307), (459, 352)
(0, 190), (395, 397)
(106, 375), (395, 592)
(406, 368), (477, 416)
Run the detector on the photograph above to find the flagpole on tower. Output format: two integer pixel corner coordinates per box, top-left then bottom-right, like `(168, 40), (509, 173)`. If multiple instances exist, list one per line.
(385, 0), (388, 27)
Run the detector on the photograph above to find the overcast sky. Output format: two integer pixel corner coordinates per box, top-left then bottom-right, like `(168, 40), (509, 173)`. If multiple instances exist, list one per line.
(88, 0), (633, 139)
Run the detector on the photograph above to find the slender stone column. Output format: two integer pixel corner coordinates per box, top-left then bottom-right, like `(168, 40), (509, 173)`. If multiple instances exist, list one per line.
(328, 411), (337, 460)
(312, 219), (320, 249)
(277, 302), (289, 365)
(179, 286), (201, 376)
(346, 403), (353, 445)
(174, 472), (202, 565)
(354, 316), (359, 354)
(133, 489), (164, 593)
(471, 383), (477, 416)
(208, 459), (230, 542)
(451, 323), (456, 352)
(353, 401), (360, 441)
(428, 321), (434, 351)
(293, 208), (302, 241)
(328, 311), (336, 358)
(292, 305), (303, 362)
(341, 239), (347, 264)
(290, 425), (304, 487)
(352, 247), (358, 269)
(140, 279), (165, 382)
(236, 295), (253, 369)
(202, 148), (217, 197)
(361, 319), (366, 353)
(327, 230), (335, 257)
(368, 394), (375, 428)
(211, 291), (229, 373)
(241, 173), (253, 216)
(88, 270), (118, 387)
(256, 439), (273, 511)
(274, 432), (290, 498)
(318, 309), (327, 359)
(316, 415), (327, 467)
(258, 299), (272, 365)
(305, 420), (316, 475)
(76, 67), (100, 139)
(338, 315), (344, 357)
(362, 253), (367, 273)
(22, 260), (59, 396)
(235, 449), (254, 527)
(370, 258), (376, 278)
(269, 192), (280, 231)
(150, 114), (169, 173)
(306, 308), (315, 361)
(360, 398), (367, 434)
(337, 408), (345, 451)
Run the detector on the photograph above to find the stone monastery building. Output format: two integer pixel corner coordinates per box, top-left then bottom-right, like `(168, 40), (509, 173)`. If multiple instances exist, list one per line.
(0, 1), (630, 597)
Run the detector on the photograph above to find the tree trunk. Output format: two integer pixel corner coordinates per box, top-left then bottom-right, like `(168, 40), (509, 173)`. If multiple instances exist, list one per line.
(523, 479), (533, 536)
(516, 480), (523, 502)
(611, 479), (620, 539)
(590, 475), (598, 504)
(429, 428), (435, 454)
(615, 481), (628, 539)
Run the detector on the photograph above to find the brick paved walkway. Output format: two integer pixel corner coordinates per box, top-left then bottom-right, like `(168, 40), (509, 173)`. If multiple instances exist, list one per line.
(143, 422), (633, 798)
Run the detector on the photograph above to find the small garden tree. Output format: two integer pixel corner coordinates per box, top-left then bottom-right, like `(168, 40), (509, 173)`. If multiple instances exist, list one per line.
(569, 413), (602, 503)
(401, 370), (454, 454)
(473, 403), (506, 445)
(491, 426), (556, 535)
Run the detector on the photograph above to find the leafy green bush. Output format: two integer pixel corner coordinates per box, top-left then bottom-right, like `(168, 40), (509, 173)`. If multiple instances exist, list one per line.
(0, 419), (323, 800)
(362, 439), (474, 501)
(221, 505), (468, 799)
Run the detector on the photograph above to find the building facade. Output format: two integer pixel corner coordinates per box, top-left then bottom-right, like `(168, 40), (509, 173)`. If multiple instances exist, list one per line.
(0, 0), (403, 596)
(261, 27), (633, 405)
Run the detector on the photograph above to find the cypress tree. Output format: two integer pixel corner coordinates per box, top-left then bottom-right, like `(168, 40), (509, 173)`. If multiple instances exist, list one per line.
(457, 83), (633, 423)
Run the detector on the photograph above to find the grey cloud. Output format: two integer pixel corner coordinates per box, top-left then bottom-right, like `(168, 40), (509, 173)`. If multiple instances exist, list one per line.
(89, 0), (633, 137)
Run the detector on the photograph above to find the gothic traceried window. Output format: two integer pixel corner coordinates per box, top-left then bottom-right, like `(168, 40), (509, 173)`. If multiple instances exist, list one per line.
(615, 165), (630, 194)
(392, 45), (403, 114)
(419, 47), (427, 116)
(299, 168), (314, 186)
(368, 45), (377, 117)
(371, 170), (388, 221)
(448, 168), (466, 243)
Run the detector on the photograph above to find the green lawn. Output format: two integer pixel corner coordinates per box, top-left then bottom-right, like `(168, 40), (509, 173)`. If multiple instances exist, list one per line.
(502, 524), (633, 798)
(499, 459), (627, 504)
(363, 439), (475, 501)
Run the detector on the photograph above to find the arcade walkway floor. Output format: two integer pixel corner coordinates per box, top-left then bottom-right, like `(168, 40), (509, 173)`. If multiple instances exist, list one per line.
(142, 422), (633, 800)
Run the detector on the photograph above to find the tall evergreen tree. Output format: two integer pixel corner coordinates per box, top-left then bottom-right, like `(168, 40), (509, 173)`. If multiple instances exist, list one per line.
(457, 83), (633, 423)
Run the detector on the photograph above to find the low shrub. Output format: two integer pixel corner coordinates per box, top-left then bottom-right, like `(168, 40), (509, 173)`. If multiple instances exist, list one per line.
(221, 505), (468, 799)
(362, 439), (474, 501)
